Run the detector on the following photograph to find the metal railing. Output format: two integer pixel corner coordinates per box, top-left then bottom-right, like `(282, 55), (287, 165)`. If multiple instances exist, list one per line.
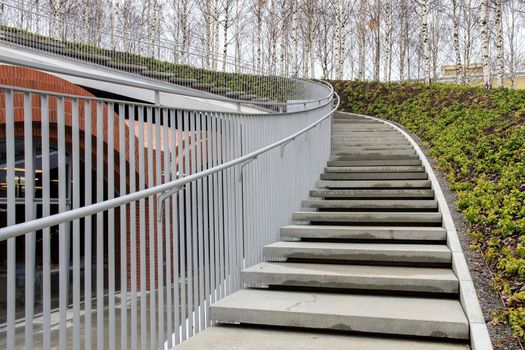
(0, 1), (321, 104)
(0, 78), (337, 350)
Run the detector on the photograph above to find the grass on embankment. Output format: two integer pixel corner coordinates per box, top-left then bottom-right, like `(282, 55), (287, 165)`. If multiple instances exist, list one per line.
(331, 80), (525, 339)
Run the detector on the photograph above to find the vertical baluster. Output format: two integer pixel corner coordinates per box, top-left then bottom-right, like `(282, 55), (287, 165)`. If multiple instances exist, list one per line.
(147, 106), (157, 349)
(41, 94), (51, 350)
(57, 96), (68, 350)
(195, 112), (205, 331)
(23, 92), (35, 350)
(138, 105), (147, 350)
(108, 102), (116, 350)
(155, 106), (164, 348)
(96, 100), (105, 350)
(72, 97), (81, 350)
(177, 110), (187, 341)
(163, 108), (173, 348)
(84, 99), (93, 350)
(5, 90), (16, 350)
(129, 106), (138, 350)
(118, 103), (128, 350)
(170, 110), (180, 344)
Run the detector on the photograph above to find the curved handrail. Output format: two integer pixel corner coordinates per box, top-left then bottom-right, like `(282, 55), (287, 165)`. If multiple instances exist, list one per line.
(0, 83), (333, 117)
(0, 53), (331, 109)
(0, 87), (339, 241)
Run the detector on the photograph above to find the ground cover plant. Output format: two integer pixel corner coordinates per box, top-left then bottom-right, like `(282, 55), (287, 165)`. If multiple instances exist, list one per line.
(332, 80), (525, 339)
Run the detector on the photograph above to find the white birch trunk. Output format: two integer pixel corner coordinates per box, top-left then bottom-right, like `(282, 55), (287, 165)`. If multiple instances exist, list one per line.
(495, 0), (504, 88)
(399, 0), (407, 81)
(269, 0), (278, 74)
(81, 0), (89, 43)
(421, 0), (431, 84)
(234, 0), (241, 71)
(213, 0), (220, 70)
(452, 0), (462, 83)
(480, 0), (491, 89)
(280, 0), (288, 76)
(222, 1), (231, 71)
(373, 0), (380, 81)
(357, 0), (367, 80)
(291, 0), (299, 77)
(383, 0), (392, 81)
(110, 1), (117, 50)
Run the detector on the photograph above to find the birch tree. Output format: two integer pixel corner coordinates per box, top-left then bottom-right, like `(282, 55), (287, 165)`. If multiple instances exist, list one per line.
(495, 0), (504, 88)
(254, 0), (266, 71)
(357, 0), (368, 80)
(480, 0), (491, 89)
(221, 0), (236, 71)
(399, 0), (408, 80)
(333, 0), (349, 80)
(421, 0), (431, 84)
(451, 0), (463, 83)
(291, 0), (299, 77)
(383, 0), (392, 81)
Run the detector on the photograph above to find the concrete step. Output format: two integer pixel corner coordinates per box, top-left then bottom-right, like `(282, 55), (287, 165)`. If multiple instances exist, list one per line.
(334, 127), (394, 132)
(241, 262), (459, 293)
(333, 142), (411, 147)
(316, 179), (431, 189)
(209, 289), (468, 339)
(292, 211), (442, 224)
(302, 199), (438, 210)
(332, 149), (416, 156)
(263, 241), (451, 264)
(320, 172), (428, 180)
(325, 166), (425, 173)
(310, 189), (435, 199)
(329, 155), (419, 161)
(280, 225), (447, 241)
(174, 325), (470, 350)
(327, 159), (422, 166)
(332, 145), (414, 150)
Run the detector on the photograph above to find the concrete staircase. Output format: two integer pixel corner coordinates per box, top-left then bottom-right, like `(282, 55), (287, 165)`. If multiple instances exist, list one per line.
(176, 114), (474, 349)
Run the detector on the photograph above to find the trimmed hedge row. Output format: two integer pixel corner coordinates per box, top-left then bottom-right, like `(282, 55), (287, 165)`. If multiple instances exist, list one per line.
(332, 80), (525, 338)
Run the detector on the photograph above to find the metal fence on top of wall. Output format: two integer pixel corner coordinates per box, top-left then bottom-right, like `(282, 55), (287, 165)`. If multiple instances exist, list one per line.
(0, 1), (323, 105)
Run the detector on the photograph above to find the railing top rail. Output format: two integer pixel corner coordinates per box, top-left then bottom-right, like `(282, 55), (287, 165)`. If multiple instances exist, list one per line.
(0, 82), (333, 116)
(0, 87), (339, 241)
(0, 54), (331, 109)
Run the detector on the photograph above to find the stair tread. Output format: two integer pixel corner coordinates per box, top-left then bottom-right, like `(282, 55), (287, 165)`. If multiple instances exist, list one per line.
(263, 241), (451, 263)
(292, 211), (442, 223)
(316, 179), (431, 188)
(325, 166), (425, 173)
(174, 325), (470, 350)
(210, 289), (468, 339)
(310, 189), (435, 198)
(302, 199), (438, 209)
(242, 262), (459, 293)
(280, 224), (447, 240)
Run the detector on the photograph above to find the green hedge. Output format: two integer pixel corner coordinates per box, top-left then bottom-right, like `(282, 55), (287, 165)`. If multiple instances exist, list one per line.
(332, 80), (525, 338)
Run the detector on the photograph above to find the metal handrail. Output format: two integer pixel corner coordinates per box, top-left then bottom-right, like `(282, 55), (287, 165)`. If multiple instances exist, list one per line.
(0, 83), (333, 117)
(0, 53), (331, 109)
(0, 88), (339, 241)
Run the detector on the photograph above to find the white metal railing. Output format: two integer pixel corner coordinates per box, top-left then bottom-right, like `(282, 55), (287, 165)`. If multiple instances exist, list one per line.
(0, 1), (323, 104)
(0, 80), (337, 349)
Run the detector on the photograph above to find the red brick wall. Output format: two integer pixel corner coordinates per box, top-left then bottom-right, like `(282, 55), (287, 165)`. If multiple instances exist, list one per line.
(0, 65), (174, 290)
